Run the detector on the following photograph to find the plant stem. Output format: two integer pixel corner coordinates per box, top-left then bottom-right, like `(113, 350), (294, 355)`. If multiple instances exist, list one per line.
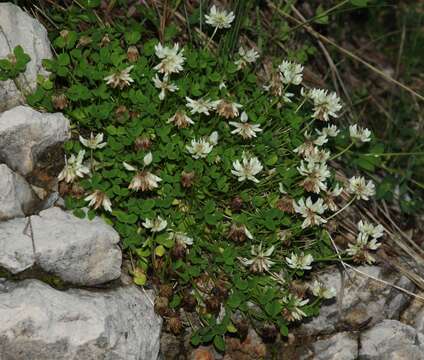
(206, 26), (218, 49)
(330, 142), (354, 160)
(325, 197), (355, 221)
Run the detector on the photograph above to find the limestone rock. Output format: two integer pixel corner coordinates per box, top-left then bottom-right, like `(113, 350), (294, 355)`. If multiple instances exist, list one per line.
(0, 279), (162, 360)
(359, 320), (424, 359)
(303, 332), (358, 360)
(0, 217), (34, 273)
(0, 164), (37, 220)
(299, 265), (414, 336)
(31, 207), (122, 285)
(0, 3), (52, 111)
(0, 106), (70, 176)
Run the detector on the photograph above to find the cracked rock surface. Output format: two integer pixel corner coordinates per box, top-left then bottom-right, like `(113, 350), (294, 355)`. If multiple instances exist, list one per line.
(0, 207), (122, 286)
(0, 3), (52, 111)
(0, 106), (70, 175)
(0, 279), (162, 360)
(298, 265), (414, 336)
(0, 164), (37, 221)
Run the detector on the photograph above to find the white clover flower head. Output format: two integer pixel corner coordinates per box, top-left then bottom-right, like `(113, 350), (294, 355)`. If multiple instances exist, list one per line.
(186, 137), (214, 159)
(310, 280), (336, 299)
(347, 176), (375, 201)
(297, 160), (331, 193)
(231, 153), (263, 183)
(307, 147), (331, 163)
(239, 243), (275, 273)
(143, 216), (168, 232)
(309, 88), (342, 121)
(347, 232), (381, 264)
(349, 124), (372, 143)
(219, 81), (227, 90)
(286, 252), (314, 270)
(79, 132), (107, 150)
(84, 190), (112, 212)
(205, 5), (235, 29)
(169, 231), (194, 247)
(235, 46), (260, 69)
(317, 124), (340, 138)
(104, 65), (134, 89)
(278, 60), (304, 85)
(152, 74), (178, 100)
(294, 197), (328, 228)
(129, 171), (162, 191)
(58, 150), (90, 183)
(167, 110), (194, 128)
(229, 113), (262, 139)
(216, 99), (243, 119)
(324, 184), (343, 211)
(185, 97), (219, 115)
(154, 43), (185, 75)
(282, 294), (309, 322)
(357, 220), (384, 239)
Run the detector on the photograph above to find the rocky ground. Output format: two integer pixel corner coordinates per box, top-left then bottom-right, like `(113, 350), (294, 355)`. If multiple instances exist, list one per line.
(0, 3), (423, 359)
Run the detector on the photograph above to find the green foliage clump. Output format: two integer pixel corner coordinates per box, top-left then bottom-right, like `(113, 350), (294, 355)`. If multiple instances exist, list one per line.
(0, 45), (30, 80)
(24, 5), (383, 351)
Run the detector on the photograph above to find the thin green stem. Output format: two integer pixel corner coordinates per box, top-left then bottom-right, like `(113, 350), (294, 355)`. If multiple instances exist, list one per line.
(206, 26), (218, 49)
(325, 197), (355, 221)
(330, 142), (354, 160)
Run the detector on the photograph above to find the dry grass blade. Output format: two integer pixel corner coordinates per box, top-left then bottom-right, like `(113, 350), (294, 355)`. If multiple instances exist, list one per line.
(268, 0), (424, 102)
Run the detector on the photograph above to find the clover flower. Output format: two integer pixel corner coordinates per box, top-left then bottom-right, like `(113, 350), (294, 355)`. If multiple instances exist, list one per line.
(310, 280), (336, 299)
(167, 110), (194, 128)
(306, 147), (331, 163)
(186, 136), (215, 159)
(323, 184), (343, 211)
(231, 153), (263, 183)
(185, 97), (219, 115)
(84, 190), (112, 212)
(104, 65), (134, 89)
(239, 244), (275, 273)
(143, 216), (168, 232)
(228, 223), (253, 243)
(152, 74), (178, 100)
(294, 197), (328, 228)
(294, 131), (327, 158)
(79, 132), (107, 150)
(282, 294), (309, 322)
(346, 232), (381, 264)
(205, 5), (235, 29)
(278, 60), (304, 85)
(154, 43), (185, 75)
(123, 154), (162, 192)
(229, 111), (262, 139)
(169, 231), (194, 247)
(235, 46), (260, 69)
(315, 124), (339, 144)
(216, 100), (242, 119)
(309, 88), (342, 121)
(357, 220), (384, 239)
(347, 176), (375, 201)
(349, 124), (372, 143)
(286, 252), (314, 270)
(297, 160), (331, 193)
(58, 150), (90, 183)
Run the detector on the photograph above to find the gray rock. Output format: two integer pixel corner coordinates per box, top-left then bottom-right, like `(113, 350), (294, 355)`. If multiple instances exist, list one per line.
(299, 265), (414, 336)
(31, 207), (122, 285)
(0, 3), (52, 111)
(0, 217), (34, 273)
(0, 279), (162, 360)
(0, 164), (37, 220)
(302, 332), (358, 360)
(359, 320), (424, 360)
(0, 106), (70, 175)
